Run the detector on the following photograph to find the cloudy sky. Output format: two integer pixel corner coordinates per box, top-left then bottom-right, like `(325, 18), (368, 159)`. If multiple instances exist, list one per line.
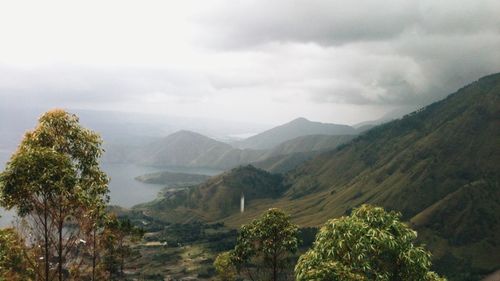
(0, 0), (499, 126)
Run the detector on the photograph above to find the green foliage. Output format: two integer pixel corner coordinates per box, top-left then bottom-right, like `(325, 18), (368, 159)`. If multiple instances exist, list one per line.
(0, 109), (110, 280)
(231, 208), (300, 281)
(0, 227), (34, 281)
(214, 251), (237, 281)
(0, 146), (76, 215)
(295, 205), (446, 281)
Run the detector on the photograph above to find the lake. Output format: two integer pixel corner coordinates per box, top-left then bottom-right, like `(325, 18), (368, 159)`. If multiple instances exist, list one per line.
(102, 163), (221, 207)
(0, 150), (222, 226)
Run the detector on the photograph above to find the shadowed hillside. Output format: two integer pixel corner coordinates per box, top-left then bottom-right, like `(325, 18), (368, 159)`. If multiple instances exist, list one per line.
(136, 165), (286, 222)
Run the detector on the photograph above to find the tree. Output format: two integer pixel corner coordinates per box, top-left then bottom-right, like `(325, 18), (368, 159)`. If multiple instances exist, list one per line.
(295, 204), (447, 281)
(79, 200), (108, 281)
(231, 208), (299, 281)
(0, 226), (34, 281)
(0, 109), (109, 281)
(213, 251), (237, 281)
(101, 215), (144, 280)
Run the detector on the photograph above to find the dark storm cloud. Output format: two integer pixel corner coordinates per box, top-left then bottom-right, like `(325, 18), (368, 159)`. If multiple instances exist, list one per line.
(198, 0), (500, 108)
(200, 0), (416, 48)
(200, 0), (500, 48)
(0, 0), (499, 125)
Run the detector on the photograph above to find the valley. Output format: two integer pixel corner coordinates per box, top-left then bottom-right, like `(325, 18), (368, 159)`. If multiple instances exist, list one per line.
(124, 73), (500, 280)
(1, 75), (498, 280)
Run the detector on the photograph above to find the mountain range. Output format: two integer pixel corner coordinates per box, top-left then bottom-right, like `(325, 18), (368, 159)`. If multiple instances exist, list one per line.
(233, 117), (356, 149)
(104, 119), (357, 171)
(135, 73), (500, 280)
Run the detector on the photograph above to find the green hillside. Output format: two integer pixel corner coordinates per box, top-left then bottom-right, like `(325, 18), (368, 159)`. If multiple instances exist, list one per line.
(264, 134), (355, 157)
(237, 73), (500, 280)
(253, 151), (318, 174)
(135, 165), (286, 223)
(139, 73), (500, 279)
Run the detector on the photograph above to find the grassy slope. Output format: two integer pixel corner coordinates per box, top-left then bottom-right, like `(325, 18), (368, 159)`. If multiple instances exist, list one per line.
(135, 165), (286, 223)
(226, 73), (500, 279)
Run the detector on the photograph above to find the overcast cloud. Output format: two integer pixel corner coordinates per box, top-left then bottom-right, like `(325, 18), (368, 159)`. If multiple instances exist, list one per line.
(0, 0), (499, 126)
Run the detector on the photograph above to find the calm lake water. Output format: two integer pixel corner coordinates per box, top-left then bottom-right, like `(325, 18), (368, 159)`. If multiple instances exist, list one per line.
(102, 163), (221, 207)
(0, 150), (221, 226)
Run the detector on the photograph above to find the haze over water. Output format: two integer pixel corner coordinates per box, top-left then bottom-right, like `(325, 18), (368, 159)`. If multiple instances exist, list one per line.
(0, 149), (220, 227)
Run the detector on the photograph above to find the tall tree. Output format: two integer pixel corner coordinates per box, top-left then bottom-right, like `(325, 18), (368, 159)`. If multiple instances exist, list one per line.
(295, 204), (447, 281)
(231, 208), (299, 281)
(0, 109), (109, 281)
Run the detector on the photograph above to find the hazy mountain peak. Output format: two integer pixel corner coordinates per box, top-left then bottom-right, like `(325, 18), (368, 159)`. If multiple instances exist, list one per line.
(289, 117), (310, 123)
(235, 117), (356, 150)
(168, 130), (206, 138)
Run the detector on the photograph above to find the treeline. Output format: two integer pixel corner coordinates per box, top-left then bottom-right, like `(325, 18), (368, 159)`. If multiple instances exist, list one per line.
(0, 110), (142, 281)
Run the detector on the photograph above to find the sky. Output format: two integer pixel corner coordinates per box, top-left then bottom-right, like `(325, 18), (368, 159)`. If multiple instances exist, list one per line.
(0, 0), (499, 126)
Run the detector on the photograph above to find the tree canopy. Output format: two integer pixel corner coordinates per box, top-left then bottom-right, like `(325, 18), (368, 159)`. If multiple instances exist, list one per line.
(0, 109), (109, 281)
(295, 204), (446, 281)
(214, 251), (237, 281)
(231, 208), (299, 281)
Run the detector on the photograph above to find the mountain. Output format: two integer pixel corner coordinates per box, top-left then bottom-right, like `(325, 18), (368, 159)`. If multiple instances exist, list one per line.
(138, 130), (267, 169)
(128, 131), (355, 172)
(234, 117), (356, 149)
(139, 73), (500, 280)
(252, 152), (318, 174)
(263, 134), (355, 157)
(352, 106), (418, 134)
(252, 134), (355, 173)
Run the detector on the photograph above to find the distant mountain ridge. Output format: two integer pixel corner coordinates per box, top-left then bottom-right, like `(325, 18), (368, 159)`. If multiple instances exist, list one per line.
(107, 121), (357, 172)
(138, 130), (266, 169)
(233, 117), (356, 150)
(135, 131), (355, 172)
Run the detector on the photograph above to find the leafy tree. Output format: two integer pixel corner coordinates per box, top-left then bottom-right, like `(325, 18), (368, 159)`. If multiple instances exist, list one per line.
(214, 251), (237, 281)
(231, 208), (299, 281)
(0, 109), (109, 281)
(101, 215), (144, 280)
(295, 204), (447, 281)
(0, 226), (34, 281)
